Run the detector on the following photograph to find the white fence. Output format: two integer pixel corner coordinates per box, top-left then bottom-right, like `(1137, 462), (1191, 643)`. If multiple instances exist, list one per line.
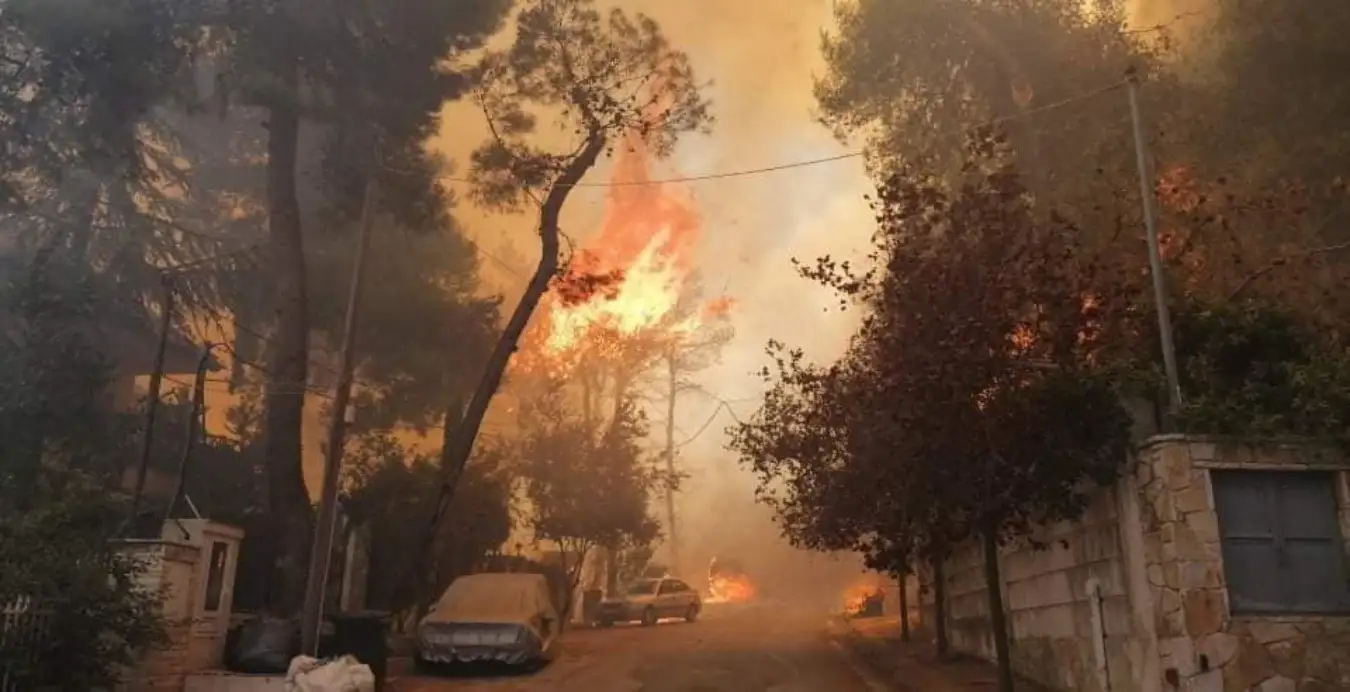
(1, 596), (54, 691)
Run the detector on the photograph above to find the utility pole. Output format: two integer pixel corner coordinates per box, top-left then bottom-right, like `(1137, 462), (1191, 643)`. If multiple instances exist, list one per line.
(663, 348), (680, 572)
(163, 344), (216, 525)
(130, 273), (177, 522)
(300, 177), (378, 656)
(1126, 68), (1183, 423)
(127, 243), (261, 525)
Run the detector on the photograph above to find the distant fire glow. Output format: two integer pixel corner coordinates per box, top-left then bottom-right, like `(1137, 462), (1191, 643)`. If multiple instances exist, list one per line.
(842, 581), (884, 615)
(707, 574), (757, 604)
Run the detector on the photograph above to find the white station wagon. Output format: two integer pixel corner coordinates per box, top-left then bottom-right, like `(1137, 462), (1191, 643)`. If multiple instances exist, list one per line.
(595, 577), (702, 627)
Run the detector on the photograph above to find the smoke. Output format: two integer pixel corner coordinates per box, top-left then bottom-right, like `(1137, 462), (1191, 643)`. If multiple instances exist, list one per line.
(429, 0), (1216, 592)
(430, 0), (875, 587)
(1126, 0), (1215, 29)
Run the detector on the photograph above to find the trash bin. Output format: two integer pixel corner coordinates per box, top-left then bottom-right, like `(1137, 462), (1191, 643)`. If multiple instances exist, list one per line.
(328, 611), (389, 690)
(581, 588), (603, 626)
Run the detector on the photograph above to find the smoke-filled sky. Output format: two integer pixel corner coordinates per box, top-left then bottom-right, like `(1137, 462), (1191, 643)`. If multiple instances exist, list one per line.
(429, 0), (1172, 576)
(430, 0), (876, 572)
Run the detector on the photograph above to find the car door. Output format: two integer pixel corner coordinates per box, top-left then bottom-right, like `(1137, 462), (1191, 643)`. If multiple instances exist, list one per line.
(656, 579), (682, 616)
(669, 580), (694, 610)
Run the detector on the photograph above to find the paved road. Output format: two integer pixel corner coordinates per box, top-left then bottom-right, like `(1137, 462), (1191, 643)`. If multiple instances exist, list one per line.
(393, 602), (889, 692)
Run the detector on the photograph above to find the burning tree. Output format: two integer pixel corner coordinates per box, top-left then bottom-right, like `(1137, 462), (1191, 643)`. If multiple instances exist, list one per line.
(509, 130), (734, 577)
(732, 135), (1136, 689)
(432, 0), (712, 510)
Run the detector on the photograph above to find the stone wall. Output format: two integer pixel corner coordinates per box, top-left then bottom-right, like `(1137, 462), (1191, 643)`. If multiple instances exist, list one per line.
(1136, 436), (1350, 692)
(117, 541), (202, 692)
(920, 481), (1159, 692)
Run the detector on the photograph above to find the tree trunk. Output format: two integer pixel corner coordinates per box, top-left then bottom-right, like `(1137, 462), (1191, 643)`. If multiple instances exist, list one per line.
(983, 525), (1015, 692)
(261, 64), (313, 617)
(435, 133), (606, 496)
(898, 569), (911, 643)
(604, 544), (619, 597)
(933, 556), (950, 660)
(561, 542), (593, 628)
(391, 134), (607, 614)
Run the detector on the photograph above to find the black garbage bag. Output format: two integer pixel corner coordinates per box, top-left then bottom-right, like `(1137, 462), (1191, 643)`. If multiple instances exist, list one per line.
(230, 617), (299, 674)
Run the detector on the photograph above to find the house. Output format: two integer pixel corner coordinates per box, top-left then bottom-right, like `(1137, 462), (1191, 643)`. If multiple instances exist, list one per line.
(918, 435), (1350, 692)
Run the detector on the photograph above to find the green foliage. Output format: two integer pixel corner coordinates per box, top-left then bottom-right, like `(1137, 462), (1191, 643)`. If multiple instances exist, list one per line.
(515, 383), (665, 572)
(0, 469), (168, 689)
(1192, 0), (1350, 190)
(470, 0), (713, 210)
(0, 257), (166, 689)
(342, 434), (512, 613)
(1169, 300), (1350, 443)
(815, 0), (1169, 220)
(732, 139), (1137, 574)
(308, 227), (502, 433)
(0, 252), (133, 487)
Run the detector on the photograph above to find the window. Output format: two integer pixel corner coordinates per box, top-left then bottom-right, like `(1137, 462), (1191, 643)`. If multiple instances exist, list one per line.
(1212, 470), (1350, 614)
(626, 579), (658, 596)
(660, 580), (688, 593)
(203, 542), (229, 613)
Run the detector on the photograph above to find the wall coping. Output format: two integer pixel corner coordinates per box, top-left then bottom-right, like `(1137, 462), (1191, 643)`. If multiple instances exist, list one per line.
(112, 537), (198, 551)
(163, 518), (247, 543)
(1136, 433), (1344, 455)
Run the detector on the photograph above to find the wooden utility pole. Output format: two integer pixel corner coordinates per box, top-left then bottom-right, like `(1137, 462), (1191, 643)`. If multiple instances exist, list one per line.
(300, 178), (378, 655)
(663, 348), (680, 572)
(129, 273), (176, 523)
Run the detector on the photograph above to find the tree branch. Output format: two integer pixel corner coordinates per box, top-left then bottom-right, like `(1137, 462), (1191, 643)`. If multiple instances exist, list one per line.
(1227, 239), (1350, 301)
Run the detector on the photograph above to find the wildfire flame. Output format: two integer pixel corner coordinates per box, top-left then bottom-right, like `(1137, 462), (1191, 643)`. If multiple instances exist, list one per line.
(842, 581), (885, 616)
(707, 573), (758, 604)
(525, 132), (732, 368)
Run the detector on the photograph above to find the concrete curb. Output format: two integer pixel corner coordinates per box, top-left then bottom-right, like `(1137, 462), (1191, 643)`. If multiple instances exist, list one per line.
(825, 617), (897, 692)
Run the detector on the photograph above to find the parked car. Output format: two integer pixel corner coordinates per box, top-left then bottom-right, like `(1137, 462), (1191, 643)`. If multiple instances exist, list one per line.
(596, 577), (701, 627)
(415, 572), (560, 669)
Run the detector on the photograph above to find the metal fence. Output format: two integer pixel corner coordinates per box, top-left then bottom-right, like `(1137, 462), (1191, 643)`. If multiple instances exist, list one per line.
(0, 596), (53, 692)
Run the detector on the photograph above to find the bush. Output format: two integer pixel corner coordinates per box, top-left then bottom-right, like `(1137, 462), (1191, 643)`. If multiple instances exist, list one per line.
(0, 469), (168, 689)
(0, 255), (168, 688)
(1170, 300), (1350, 443)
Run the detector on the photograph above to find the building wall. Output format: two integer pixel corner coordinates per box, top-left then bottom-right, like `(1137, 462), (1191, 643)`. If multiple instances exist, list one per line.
(116, 521), (246, 691)
(920, 436), (1350, 692)
(921, 479), (1159, 692)
(117, 541), (202, 692)
(1136, 436), (1350, 692)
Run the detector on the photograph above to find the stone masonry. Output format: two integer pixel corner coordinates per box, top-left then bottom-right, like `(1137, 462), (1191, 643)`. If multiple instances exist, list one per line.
(1135, 436), (1350, 692)
(918, 435), (1350, 692)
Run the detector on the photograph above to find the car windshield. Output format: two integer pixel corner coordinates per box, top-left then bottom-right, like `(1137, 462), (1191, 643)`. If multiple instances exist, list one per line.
(626, 579), (658, 595)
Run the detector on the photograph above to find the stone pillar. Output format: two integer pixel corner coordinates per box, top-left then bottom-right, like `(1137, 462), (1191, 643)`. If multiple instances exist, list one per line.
(161, 519), (245, 671)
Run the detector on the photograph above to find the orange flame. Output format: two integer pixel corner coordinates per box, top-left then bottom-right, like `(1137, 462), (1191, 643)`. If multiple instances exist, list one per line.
(528, 133), (730, 365)
(842, 581), (885, 615)
(707, 573), (758, 603)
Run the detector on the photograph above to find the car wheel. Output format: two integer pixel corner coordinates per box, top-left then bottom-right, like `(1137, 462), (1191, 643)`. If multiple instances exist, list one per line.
(640, 606), (657, 626)
(685, 604), (699, 622)
(597, 618), (614, 628)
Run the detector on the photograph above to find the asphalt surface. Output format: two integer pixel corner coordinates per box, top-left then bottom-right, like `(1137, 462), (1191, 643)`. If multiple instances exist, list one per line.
(392, 601), (890, 692)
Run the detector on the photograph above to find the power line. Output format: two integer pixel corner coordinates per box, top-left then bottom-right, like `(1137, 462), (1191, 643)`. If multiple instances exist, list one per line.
(435, 78), (1131, 191)
(1124, 9), (1215, 35)
(675, 398), (747, 449)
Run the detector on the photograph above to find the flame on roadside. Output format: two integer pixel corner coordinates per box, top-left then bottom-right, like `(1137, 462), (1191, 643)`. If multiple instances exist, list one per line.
(842, 580), (885, 615)
(707, 573), (758, 604)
